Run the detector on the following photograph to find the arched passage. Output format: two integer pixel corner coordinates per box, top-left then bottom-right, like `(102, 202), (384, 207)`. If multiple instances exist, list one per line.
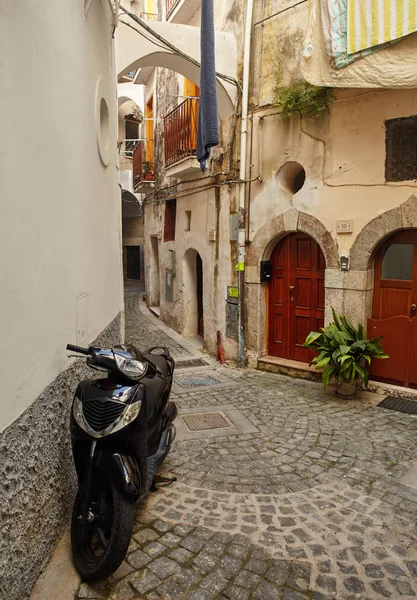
(183, 249), (203, 337)
(116, 19), (237, 118)
(268, 233), (325, 362)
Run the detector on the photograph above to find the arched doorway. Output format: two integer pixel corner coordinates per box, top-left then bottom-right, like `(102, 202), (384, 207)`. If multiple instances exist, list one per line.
(268, 233), (325, 362)
(368, 229), (417, 387)
(183, 249), (203, 338)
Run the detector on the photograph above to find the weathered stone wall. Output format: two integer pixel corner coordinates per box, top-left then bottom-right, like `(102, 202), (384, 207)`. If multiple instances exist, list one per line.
(0, 312), (124, 600)
(122, 216), (144, 239)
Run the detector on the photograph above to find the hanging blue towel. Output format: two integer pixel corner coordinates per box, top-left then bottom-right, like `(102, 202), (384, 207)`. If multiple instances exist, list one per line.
(196, 0), (219, 172)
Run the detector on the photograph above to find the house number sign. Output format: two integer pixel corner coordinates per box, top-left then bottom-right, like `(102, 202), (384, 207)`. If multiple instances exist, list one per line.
(336, 220), (353, 234)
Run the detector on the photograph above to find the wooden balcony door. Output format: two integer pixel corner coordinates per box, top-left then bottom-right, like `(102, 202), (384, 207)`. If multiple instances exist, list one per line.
(268, 233), (325, 362)
(145, 95), (154, 167)
(183, 78), (199, 150)
(368, 230), (417, 387)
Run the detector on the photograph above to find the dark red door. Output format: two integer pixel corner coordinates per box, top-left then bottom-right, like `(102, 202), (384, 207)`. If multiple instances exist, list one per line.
(268, 233), (325, 362)
(368, 230), (417, 387)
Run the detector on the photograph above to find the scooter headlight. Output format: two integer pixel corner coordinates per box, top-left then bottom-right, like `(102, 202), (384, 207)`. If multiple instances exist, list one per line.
(73, 396), (84, 428)
(114, 354), (147, 380)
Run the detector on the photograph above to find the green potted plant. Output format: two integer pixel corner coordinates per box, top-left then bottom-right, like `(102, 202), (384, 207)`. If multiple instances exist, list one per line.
(304, 309), (388, 398)
(143, 161), (154, 181)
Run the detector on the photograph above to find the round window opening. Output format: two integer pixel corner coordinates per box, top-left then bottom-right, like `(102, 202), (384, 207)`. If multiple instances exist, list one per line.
(277, 161), (306, 195)
(100, 97), (110, 151)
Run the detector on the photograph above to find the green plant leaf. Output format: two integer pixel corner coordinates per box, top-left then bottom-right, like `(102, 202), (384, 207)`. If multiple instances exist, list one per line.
(339, 345), (351, 356)
(340, 356), (353, 371)
(350, 340), (367, 351)
(304, 331), (322, 347)
(332, 308), (342, 331)
(322, 365), (336, 389)
(357, 323), (366, 340)
(340, 314), (356, 336)
(315, 356), (331, 369)
(355, 363), (369, 385)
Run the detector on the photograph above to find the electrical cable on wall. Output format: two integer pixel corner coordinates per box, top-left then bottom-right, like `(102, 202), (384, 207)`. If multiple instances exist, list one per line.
(118, 5), (241, 90)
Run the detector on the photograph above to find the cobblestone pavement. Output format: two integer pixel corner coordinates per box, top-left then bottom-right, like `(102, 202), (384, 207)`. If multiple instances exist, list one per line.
(124, 284), (191, 358)
(76, 288), (417, 600)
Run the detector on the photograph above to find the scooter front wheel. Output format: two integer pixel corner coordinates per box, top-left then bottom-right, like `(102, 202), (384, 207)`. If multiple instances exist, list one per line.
(71, 473), (134, 581)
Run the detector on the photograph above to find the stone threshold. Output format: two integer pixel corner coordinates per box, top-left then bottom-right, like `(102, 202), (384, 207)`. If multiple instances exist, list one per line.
(258, 356), (417, 400)
(149, 305), (161, 318)
(257, 355), (321, 382)
(365, 378), (417, 400)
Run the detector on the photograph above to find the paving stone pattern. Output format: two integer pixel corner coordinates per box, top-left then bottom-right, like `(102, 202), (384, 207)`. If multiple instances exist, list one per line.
(124, 290), (191, 358)
(76, 288), (417, 600)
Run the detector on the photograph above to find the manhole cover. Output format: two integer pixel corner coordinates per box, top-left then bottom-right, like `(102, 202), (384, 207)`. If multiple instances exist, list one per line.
(175, 359), (209, 369)
(177, 375), (218, 388)
(181, 412), (232, 431)
(378, 396), (417, 415)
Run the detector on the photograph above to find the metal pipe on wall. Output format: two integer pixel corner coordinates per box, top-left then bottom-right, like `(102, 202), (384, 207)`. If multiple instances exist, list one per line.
(237, 0), (255, 367)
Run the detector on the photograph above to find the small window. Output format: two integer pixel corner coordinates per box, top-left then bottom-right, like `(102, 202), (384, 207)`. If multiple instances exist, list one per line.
(386, 116), (417, 182)
(185, 210), (191, 232)
(125, 118), (139, 140)
(164, 199), (177, 242)
(382, 244), (413, 280)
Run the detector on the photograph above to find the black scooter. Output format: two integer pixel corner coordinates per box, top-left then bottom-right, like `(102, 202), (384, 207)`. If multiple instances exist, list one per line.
(66, 342), (177, 581)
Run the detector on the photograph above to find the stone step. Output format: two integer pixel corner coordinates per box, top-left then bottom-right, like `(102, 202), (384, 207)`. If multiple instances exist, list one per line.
(257, 355), (321, 382)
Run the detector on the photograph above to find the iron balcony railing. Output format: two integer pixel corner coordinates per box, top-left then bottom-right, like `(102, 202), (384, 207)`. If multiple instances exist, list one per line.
(140, 11), (157, 19)
(166, 0), (180, 18)
(164, 97), (199, 167)
(133, 141), (155, 188)
(119, 139), (141, 159)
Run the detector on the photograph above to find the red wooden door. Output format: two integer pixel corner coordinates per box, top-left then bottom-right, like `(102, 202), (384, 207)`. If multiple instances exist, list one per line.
(369, 230), (417, 387)
(269, 233), (325, 362)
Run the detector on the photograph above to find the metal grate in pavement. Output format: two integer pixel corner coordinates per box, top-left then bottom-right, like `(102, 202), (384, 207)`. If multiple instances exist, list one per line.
(175, 358), (209, 369)
(181, 412), (232, 431)
(176, 375), (218, 388)
(377, 396), (417, 415)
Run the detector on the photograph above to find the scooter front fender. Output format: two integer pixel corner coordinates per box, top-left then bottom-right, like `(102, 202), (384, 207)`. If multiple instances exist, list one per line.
(96, 449), (142, 499)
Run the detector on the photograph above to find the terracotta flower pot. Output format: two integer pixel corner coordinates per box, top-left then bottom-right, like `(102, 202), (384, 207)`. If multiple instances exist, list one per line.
(336, 379), (358, 398)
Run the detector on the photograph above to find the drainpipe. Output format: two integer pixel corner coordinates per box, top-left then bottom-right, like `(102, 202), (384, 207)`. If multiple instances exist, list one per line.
(237, 0), (254, 367)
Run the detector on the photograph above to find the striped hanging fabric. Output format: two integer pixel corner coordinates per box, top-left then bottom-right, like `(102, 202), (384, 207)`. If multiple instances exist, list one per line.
(348, 0), (417, 54)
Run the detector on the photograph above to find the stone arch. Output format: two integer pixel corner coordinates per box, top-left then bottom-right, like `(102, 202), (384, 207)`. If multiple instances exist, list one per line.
(350, 195), (417, 271)
(246, 209), (339, 269)
(177, 234), (212, 343)
(182, 248), (203, 337)
(116, 20), (237, 118)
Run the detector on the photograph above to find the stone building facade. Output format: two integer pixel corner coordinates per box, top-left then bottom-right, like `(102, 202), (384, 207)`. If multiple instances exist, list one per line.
(119, 0), (417, 389)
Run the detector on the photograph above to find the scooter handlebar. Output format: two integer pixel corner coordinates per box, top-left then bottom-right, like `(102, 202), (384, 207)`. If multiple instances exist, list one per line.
(66, 344), (91, 355)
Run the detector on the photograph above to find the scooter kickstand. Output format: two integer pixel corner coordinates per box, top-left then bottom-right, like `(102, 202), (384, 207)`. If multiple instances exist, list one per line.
(151, 475), (177, 492)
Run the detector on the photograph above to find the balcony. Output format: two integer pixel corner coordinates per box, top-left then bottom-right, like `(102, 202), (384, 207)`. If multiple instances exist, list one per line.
(133, 141), (155, 193)
(140, 12), (157, 20)
(166, 0), (179, 18)
(164, 97), (200, 178)
(119, 139), (141, 159)
(166, 0), (201, 23)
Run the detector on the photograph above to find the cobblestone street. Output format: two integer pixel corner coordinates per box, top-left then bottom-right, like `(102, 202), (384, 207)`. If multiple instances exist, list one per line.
(77, 286), (417, 600)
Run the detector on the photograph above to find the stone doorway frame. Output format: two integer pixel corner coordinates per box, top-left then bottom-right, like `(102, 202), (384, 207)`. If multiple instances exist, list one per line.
(245, 209), (338, 366)
(346, 194), (417, 331)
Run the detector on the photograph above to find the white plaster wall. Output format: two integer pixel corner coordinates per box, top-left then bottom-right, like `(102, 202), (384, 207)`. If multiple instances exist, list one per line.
(0, 0), (123, 431)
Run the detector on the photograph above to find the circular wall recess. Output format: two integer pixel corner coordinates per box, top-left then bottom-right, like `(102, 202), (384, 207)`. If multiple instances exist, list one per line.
(95, 77), (111, 167)
(277, 161), (306, 195)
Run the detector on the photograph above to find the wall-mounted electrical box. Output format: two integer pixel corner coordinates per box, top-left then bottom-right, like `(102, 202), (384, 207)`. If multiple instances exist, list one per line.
(260, 261), (272, 283)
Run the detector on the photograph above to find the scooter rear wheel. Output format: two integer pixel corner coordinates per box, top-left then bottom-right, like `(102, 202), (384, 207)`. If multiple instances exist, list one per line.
(71, 473), (134, 581)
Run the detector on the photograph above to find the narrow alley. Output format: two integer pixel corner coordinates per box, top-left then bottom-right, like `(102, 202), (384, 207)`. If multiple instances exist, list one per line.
(73, 286), (417, 600)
